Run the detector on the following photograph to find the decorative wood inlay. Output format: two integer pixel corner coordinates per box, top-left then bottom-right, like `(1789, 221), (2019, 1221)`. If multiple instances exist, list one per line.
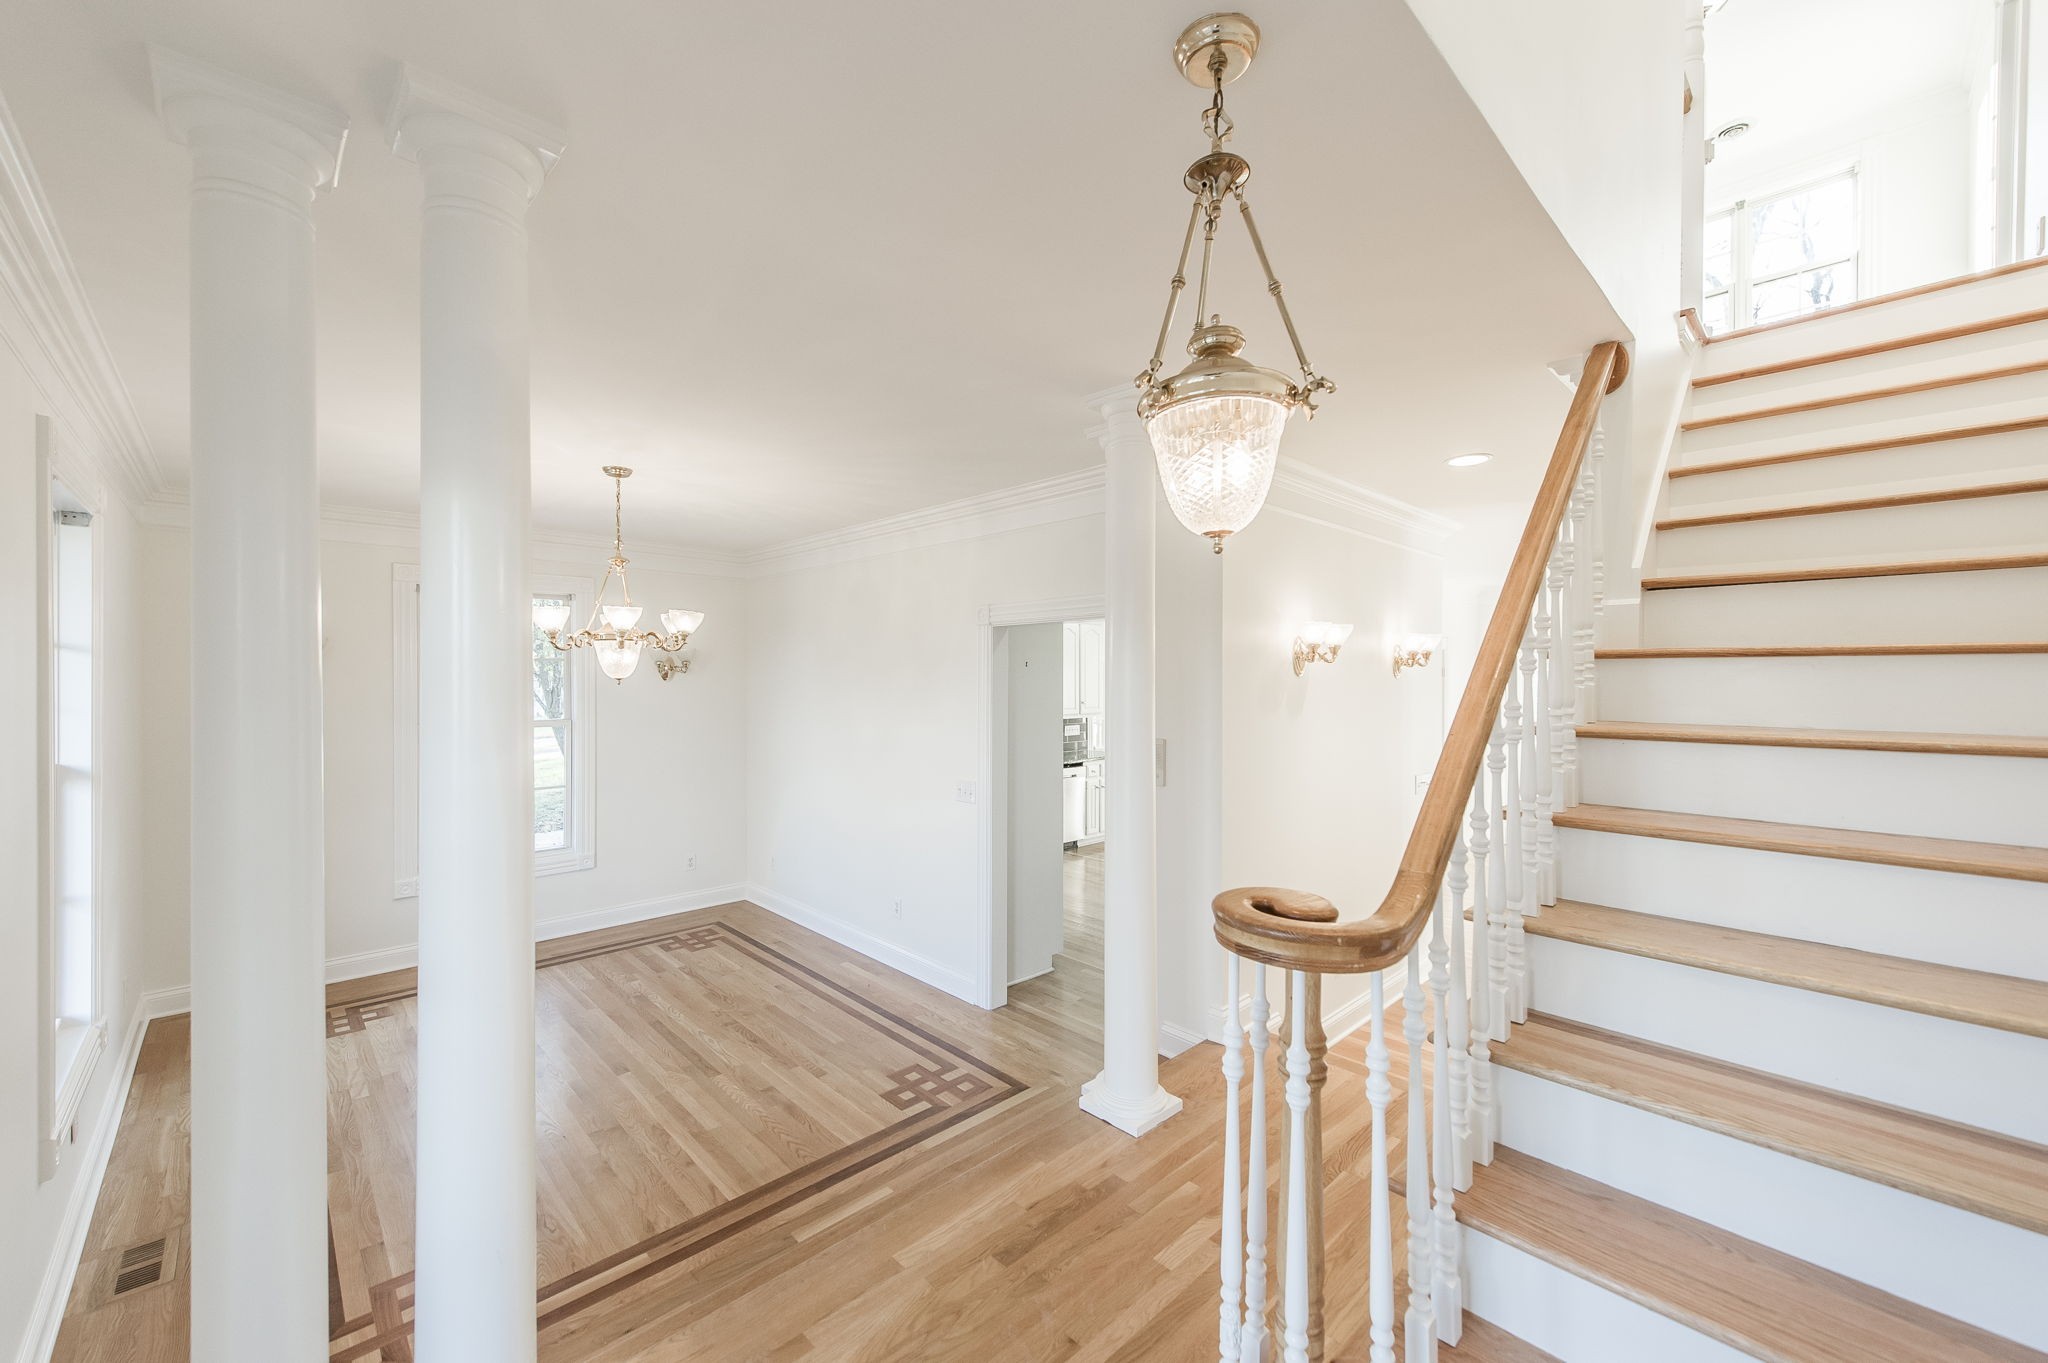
(1697, 305), (2048, 385)
(1597, 642), (2048, 658)
(1576, 720), (2048, 759)
(1655, 477), (2048, 531)
(1667, 414), (2048, 480)
(324, 1001), (401, 1037)
(1553, 804), (2048, 883)
(1680, 357), (2048, 432)
(880, 1063), (994, 1110)
(1706, 251), (2048, 343)
(1642, 551), (2048, 591)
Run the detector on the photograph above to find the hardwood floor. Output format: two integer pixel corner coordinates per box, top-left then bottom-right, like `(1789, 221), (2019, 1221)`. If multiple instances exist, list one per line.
(53, 866), (1540, 1362)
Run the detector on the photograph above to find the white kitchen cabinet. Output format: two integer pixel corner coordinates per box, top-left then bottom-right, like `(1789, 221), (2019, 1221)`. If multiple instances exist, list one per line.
(1077, 618), (1106, 716)
(1083, 758), (1105, 840)
(1062, 766), (1085, 843)
(1061, 621), (1081, 716)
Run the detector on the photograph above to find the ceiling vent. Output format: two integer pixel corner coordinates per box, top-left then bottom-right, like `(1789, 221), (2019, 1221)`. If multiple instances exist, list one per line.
(111, 1237), (168, 1297)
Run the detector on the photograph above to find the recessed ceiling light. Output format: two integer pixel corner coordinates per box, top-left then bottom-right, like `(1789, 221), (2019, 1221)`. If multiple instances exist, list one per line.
(1714, 120), (1751, 143)
(1446, 453), (1491, 468)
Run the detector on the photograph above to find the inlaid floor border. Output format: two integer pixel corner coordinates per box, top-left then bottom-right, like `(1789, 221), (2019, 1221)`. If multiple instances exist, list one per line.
(324, 916), (1028, 1360)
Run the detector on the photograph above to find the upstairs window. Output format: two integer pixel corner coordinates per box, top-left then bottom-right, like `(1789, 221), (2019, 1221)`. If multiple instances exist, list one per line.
(532, 594), (574, 856)
(1704, 168), (1860, 335)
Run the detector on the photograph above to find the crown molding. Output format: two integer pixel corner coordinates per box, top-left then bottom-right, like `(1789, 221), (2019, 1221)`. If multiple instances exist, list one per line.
(1266, 459), (1459, 552)
(0, 89), (161, 508)
(738, 464), (1106, 577)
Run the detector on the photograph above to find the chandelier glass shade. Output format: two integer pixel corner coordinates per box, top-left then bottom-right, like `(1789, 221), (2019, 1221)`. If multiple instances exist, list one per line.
(535, 466), (704, 683)
(1133, 13), (1336, 552)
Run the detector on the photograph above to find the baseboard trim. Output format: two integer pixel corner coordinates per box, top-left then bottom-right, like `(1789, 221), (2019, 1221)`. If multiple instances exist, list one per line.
(743, 882), (979, 1005)
(1158, 1020), (1208, 1058)
(15, 1002), (150, 1363)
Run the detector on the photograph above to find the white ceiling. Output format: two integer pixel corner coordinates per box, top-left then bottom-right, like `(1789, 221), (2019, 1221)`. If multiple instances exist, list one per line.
(1704, 0), (1975, 165)
(0, 0), (1622, 551)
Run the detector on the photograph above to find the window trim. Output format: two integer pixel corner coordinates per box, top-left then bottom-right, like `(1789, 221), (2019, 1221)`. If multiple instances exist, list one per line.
(392, 565), (598, 900)
(38, 417), (106, 1175)
(1705, 164), (1863, 334)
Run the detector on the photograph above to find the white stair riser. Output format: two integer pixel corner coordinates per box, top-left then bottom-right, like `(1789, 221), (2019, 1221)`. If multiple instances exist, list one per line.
(1653, 491), (2048, 572)
(1665, 433), (2048, 509)
(1554, 826), (2048, 980)
(1495, 1070), (2048, 1351)
(1690, 323), (2048, 411)
(1522, 936), (2048, 1142)
(1462, 1228), (1752, 1363)
(1698, 270), (2048, 373)
(1639, 567), (2048, 647)
(1597, 654), (2048, 734)
(1680, 375), (2048, 458)
(1576, 739), (2048, 845)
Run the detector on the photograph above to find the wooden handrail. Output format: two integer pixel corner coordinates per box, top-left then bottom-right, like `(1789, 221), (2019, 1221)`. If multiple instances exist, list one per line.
(1213, 340), (1628, 974)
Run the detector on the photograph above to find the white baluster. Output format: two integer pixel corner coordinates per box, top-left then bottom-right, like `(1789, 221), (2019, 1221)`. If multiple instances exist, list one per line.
(1221, 954), (1246, 1363)
(1281, 973), (1313, 1363)
(1519, 630), (1543, 918)
(1485, 721), (1511, 1045)
(1402, 950), (1435, 1363)
(1465, 783), (1497, 1163)
(1556, 503), (1583, 810)
(1569, 472), (1597, 729)
(1243, 968), (1272, 1362)
(1428, 894), (1464, 1340)
(1441, 818), (1473, 1191)
(1510, 643), (1535, 1024)
(1542, 542), (1570, 903)
(1367, 972), (1396, 1363)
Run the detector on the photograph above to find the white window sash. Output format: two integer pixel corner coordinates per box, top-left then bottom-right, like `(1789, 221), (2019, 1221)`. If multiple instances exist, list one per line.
(392, 566), (597, 900)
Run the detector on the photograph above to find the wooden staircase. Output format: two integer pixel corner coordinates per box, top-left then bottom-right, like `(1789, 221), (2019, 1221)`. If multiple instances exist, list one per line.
(1456, 269), (2048, 1361)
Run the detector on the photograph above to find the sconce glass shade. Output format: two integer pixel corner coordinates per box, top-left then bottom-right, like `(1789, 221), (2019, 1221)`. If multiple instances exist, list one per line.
(1300, 621), (1353, 649)
(594, 637), (643, 681)
(532, 602), (572, 633)
(661, 609), (705, 636)
(601, 603), (644, 631)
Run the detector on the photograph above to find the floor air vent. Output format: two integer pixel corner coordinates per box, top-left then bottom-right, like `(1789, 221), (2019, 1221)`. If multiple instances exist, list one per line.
(111, 1237), (168, 1296)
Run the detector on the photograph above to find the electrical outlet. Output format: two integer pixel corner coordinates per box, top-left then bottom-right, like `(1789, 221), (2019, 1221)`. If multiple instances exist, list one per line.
(892, 898), (903, 919)
(686, 853), (697, 871)
(954, 780), (976, 804)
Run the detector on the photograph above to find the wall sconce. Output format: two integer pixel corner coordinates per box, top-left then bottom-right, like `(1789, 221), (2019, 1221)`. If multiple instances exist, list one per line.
(655, 655), (691, 682)
(1292, 621), (1353, 676)
(1393, 633), (1442, 676)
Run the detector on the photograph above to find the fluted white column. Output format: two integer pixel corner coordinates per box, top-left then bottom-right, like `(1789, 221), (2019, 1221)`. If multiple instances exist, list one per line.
(1080, 398), (1183, 1136)
(152, 49), (345, 1363)
(391, 69), (563, 1363)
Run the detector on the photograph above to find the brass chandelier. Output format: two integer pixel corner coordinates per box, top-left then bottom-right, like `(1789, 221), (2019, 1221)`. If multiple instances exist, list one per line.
(533, 466), (704, 683)
(1135, 13), (1335, 552)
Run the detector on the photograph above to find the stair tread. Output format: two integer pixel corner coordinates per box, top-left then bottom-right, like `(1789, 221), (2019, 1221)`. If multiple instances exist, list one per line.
(1642, 551), (2048, 590)
(1497, 1009), (2048, 1233)
(1669, 414), (2048, 480)
(1551, 804), (2048, 882)
(1682, 358), (2048, 431)
(1656, 477), (2048, 530)
(1575, 720), (2048, 758)
(1694, 305), (2048, 387)
(1708, 253), (2048, 344)
(1452, 1148), (2048, 1363)
(1597, 642), (2048, 658)
(1523, 898), (2048, 1040)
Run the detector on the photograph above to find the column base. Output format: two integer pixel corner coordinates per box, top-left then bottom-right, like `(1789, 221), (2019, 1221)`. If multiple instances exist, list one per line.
(1079, 1073), (1184, 1137)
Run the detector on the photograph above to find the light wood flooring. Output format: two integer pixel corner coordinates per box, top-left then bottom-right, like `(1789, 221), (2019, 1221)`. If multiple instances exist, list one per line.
(52, 852), (1542, 1362)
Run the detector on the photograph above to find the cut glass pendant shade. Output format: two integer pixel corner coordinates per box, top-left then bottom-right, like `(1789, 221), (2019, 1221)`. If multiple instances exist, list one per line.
(601, 603), (644, 631)
(1144, 392), (1289, 550)
(532, 602), (572, 633)
(594, 637), (643, 681)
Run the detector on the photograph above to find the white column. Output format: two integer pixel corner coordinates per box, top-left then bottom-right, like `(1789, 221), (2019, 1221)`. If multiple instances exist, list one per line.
(1680, 4), (1708, 316)
(1080, 397), (1183, 1136)
(1995, 0), (2030, 265)
(390, 69), (563, 1363)
(151, 50), (344, 1363)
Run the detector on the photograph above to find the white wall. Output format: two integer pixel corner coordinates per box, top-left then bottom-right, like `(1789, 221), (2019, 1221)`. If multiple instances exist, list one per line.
(1217, 502), (1448, 1029)
(744, 514), (1105, 1002)
(1402, 0), (1690, 635)
(0, 294), (155, 1363)
(1707, 86), (1973, 297)
(133, 523), (752, 991)
(1001, 622), (1064, 985)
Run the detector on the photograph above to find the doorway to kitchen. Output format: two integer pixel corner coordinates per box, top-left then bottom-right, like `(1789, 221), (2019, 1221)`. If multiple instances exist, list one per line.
(977, 597), (1106, 1026)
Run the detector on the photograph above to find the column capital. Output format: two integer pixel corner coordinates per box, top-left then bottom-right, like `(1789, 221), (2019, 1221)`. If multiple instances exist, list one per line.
(150, 47), (348, 197)
(388, 67), (564, 211)
(1084, 384), (1149, 459)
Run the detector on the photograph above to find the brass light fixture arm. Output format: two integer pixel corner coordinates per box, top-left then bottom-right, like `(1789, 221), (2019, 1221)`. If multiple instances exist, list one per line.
(1139, 196), (1206, 391)
(1235, 189), (1336, 412)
